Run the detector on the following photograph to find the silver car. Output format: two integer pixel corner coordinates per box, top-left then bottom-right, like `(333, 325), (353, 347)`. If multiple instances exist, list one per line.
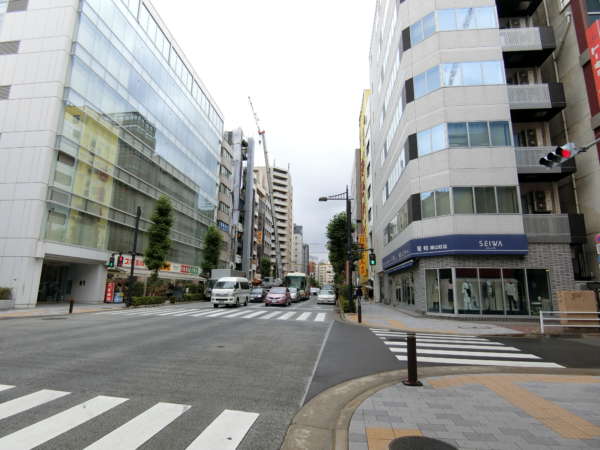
(317, 289), (336, 305)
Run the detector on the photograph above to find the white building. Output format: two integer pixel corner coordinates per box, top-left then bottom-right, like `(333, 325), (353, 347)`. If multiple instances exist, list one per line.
(291, 224), (304, 273)
(317, 262), (334, 286)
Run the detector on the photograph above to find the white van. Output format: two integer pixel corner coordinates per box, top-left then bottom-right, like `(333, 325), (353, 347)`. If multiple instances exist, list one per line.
(211, 277), (251, 308)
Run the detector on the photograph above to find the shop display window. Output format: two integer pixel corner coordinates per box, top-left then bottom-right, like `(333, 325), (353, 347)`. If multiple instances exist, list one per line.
(479, 268), (503, 314)
(503, 269), (528, 315)
(456, 268), (480, 314)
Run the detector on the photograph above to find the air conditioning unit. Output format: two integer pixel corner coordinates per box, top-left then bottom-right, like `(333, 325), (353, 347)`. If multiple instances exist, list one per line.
(527, 191), (551, 213)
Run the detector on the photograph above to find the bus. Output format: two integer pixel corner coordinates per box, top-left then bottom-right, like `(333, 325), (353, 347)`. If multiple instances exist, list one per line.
(283, 272), (308, 300)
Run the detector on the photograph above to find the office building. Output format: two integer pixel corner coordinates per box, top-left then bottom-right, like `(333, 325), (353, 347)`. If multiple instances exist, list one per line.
(253, 168), (275, 280)
(369, 0), (594, 317)
(0, 0), (223, 307)
(317, 262), (334, 286)
(216, 135), (234, 267)
(302, 243), (310, 274)
(292, 224), (304, 273)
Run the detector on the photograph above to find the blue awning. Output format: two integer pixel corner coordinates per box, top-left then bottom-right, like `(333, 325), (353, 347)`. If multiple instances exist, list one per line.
(384, 259), (415, 275)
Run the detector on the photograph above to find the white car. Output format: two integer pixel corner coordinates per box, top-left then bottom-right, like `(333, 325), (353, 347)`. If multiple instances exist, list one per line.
(211, 277), (250, 308)
(317, 289), (336, 305)
(289, 287), (299, 302)
(310, 287), (320, 296)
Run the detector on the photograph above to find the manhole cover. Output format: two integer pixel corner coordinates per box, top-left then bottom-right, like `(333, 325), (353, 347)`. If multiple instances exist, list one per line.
(389, 436), (457, 450)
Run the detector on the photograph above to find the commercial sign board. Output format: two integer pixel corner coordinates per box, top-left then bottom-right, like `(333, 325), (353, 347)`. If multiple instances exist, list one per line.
(119, 255), (201, 276)
(587, 21), (600, 108)
(104, 282), (115, 303)
(382, 234), (529, 270)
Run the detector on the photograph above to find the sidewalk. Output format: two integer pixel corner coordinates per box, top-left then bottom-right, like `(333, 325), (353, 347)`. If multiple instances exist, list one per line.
(349, 373), (600, 450)
(344, 302), (534, 336)
(0, 302), (126, 319)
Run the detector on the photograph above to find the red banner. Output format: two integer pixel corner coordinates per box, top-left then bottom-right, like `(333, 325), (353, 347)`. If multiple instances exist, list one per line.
(587, 21), (600, 108)
(104, 282), (115, 303)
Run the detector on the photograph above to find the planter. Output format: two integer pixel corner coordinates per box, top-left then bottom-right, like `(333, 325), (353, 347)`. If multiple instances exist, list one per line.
(0, 299), (14, 310)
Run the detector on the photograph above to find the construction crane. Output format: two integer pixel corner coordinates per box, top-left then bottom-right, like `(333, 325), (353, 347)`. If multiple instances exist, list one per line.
(248, 97), (284, 280)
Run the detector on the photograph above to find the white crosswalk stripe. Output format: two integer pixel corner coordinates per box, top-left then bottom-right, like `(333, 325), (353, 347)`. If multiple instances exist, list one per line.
(0, 384), (260, 450)
(103, 307), (331, 323)
(371, 328), (565, 369)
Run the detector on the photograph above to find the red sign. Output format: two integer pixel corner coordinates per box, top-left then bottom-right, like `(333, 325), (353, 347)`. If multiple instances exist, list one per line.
(587, 21), (600, 108)
(104, 282), (115, 303)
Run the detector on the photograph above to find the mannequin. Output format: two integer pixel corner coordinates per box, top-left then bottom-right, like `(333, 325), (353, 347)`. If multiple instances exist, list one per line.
(462, 280), (474, 310)
(505, 280), (519, 310)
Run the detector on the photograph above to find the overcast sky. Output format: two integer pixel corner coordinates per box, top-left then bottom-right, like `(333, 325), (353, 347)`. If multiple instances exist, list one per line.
(151, 0), (374, 262)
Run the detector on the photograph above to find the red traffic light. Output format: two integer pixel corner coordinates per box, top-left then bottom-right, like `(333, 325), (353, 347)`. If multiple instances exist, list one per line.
(117, 254), (124, 267)
(556, 147), (571, 158)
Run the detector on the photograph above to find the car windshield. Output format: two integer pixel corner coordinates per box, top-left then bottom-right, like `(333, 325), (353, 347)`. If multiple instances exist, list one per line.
(270, 287), (286, 294)
(251, 288), (263, 294)
(320, 290), (334, 295)
(215, 281), (237, 289)
(289, 288), (297, 292)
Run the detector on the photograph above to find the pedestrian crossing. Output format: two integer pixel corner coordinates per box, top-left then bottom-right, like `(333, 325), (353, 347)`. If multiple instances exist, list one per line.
(370, 328), (565, 368)
(0, 383), (258, 449)
(103, 306), (330, 324)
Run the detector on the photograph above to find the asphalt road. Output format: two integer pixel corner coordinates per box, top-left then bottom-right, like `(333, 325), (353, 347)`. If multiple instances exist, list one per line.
(0, 297), (335, 450)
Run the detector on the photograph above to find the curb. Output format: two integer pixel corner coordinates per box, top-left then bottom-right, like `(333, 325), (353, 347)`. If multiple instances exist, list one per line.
(281, 365), (600, 450)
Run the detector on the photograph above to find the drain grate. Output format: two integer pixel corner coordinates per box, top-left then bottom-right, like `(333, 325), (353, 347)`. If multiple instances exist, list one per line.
(389, 436), (457, 450)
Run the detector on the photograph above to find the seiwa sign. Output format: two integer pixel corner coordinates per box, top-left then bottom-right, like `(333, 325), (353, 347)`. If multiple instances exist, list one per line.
(383, 234), (529, 269)
(120, 255), (201, 276)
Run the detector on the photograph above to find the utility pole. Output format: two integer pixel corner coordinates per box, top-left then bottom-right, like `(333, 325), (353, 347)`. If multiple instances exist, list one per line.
(126, 206), (142, 307)
(345, 185), (354, 318)
(248, 97), (284, 280)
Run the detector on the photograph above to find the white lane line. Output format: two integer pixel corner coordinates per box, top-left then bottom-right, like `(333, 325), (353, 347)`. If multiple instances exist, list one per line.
(240, 311), (268, 319)
(314, 313), (327, 322)
(206, 309), (242, 318)
(169, 309), (204, 317)
(382, 341), (521, 351)
(296, 312), (311, 321)
(133, 308), (178, 316)
(190, 310), (220, 317)
(157, 309), (197, 316)
(259, 311), (283, 319)
(374, 334), (496, 344)
(389, 347), (540, 359)
(84, 402), (191, 450)
(186, 409), (259, 450)
(373, 332), (488, 340)
(395, 355), (564, 368)
(370, 329), (477, 338)
(220, 310), (254, 318)
(0, 395), (128, 450)
(0, 390), (70, 421)
(277, 312), (296, 321)
(0, 385), (14, 392)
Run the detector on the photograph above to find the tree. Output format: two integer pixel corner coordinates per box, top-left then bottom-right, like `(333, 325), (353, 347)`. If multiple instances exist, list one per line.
(144, 196), (173, 280)
(259, 257), (272, 278)
(202, 225), (223, 275)
(308, 276), (319, 288)
(326, 212), (353, 283)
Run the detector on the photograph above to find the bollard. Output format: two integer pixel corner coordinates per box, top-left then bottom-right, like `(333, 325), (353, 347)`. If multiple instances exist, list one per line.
(402, 333), (422, 387)
(357, 298), (362, 323)
(68, 299), (74, 314)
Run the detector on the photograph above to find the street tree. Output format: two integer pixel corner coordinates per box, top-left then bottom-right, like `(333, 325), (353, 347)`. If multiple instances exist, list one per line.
(326, 212), (353, 283)
(259, 257), (272, 278)
(144, 195), (173, 281)
(201, 225), (223, 275)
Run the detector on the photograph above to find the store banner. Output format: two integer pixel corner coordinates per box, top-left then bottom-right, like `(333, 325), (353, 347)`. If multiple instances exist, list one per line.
(587, 21), (600, 107)
(104, 282), (115, 303)
(383, 234), (529, 269)
(120, 255), (201, 276)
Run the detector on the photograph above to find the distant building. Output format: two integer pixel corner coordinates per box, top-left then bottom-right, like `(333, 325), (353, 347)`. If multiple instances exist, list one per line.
(302, 244), (310, 274)
(217, 136), (234, 267)
(292, 224), (304, 272)
(317, 262), (334, 286)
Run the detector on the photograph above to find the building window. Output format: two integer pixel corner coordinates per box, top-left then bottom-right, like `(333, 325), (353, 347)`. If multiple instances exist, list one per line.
(453, 187), (475, 214)
(367, 185), (371, 199)
(497, 186), (519, 213)
(421, 191), (435, 218)
(587, 0), (600, 24)
(417, 123), (446, 156)
(474, 187), (497, 213)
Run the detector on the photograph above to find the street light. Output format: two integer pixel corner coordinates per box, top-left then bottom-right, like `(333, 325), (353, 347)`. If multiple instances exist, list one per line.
(318, 186), (361, 323)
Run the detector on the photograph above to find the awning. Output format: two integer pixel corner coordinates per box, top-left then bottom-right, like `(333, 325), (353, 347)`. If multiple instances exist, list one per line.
(384, 259), (415, 275)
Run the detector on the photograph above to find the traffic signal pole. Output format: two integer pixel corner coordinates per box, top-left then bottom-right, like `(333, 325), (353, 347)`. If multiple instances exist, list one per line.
(126, 206), (142, 307)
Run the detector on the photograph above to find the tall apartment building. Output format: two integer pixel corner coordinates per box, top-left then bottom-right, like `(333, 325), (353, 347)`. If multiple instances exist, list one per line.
(255, 166), (293, 275)
(317, 262), (334, 286)
(302, 243), (310, 274)
(369, 0), (595, 317)
(216, 136), (234, 267)
(252, 169), (275, 280)
(292, 224), (304, 272)
(0, 0), (224, 308)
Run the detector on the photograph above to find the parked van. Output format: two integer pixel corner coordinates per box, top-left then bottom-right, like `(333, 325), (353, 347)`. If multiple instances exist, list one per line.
(211, 277), (251, 308)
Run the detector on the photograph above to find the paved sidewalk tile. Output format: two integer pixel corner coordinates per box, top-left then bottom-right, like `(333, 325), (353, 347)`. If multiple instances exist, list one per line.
(350, 374), (600, 450)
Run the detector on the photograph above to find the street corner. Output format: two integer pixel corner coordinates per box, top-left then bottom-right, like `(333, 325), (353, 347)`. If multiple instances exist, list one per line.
(348, 373), (600, 450)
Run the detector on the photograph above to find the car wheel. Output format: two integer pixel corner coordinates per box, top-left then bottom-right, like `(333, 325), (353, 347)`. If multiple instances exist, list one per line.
(244, 297), (248, 306)
(213, 304), (218, 309)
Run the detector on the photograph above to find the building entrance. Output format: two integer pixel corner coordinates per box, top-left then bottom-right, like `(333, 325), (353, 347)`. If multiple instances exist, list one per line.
(37, 263), (71, 303)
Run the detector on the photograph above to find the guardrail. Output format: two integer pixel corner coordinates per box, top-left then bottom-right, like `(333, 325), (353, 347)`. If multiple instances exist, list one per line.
(539, 311), (600, 334)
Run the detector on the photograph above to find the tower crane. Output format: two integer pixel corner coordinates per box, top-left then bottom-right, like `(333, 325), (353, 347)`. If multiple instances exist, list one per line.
(248, 97), (284, 280)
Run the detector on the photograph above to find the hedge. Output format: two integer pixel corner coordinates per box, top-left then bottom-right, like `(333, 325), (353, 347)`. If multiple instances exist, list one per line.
(171, 293), (204, 303)
(0, 288), (11, 300)
(131, 296), (166, 307)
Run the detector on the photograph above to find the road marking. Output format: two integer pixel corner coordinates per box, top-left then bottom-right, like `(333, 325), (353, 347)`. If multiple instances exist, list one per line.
(169, 309), (204, 316)
(395, 355), (564, 368)
(157, 309), (197, 316)
(374, 334), (498, 344)
(371, 329), (476, 338)
(0, 385), (14, 392)
(190, 310), (220, 317)
(277, 312), (296, 321)
(84, 402), (191, 450)
(314, 313), (326, 322)
(382, 340), (521, 351)
(240, 311), (268, 319)
(259, 311), (283, 319)
(133, 308), (178, 316)
(373, 331), (488, 340)
(220, 310), (254, 318)
(389, 347), (540, 359)
(0, 390), (70, 421)
(296, 312), (311, 321)
(0, 395), (128, 450)
(206, 309), (240, 317)
(186, 409), (259, 450)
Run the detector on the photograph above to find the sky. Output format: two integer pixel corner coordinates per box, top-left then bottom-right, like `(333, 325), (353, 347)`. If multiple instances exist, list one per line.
(151, 0), (375, 262)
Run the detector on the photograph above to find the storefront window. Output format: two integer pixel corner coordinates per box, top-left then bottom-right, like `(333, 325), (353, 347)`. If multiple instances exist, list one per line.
(479, 268), (503, 314)
(503, 269), (528, 315)
(439, 269), (454, 313)
(527, 269), (552, 315)
(456, 268), (479, 314)
(426, 269), (440, 312)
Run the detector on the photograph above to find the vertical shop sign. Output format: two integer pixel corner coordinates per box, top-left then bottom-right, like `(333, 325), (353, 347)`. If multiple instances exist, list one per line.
(104, 282), (115, 303)
(587, 21), (600, 107)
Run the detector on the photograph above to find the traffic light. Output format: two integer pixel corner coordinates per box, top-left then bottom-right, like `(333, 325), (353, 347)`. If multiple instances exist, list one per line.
(117, 253), (124, 267)
(369, 253), (377, 265)
(107, 254), (115, 268)
(539, 143), (579, 168)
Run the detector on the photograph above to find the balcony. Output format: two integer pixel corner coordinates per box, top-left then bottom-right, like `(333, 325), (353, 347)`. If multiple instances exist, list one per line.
(500, 27), (556, 68)
(523, 214), (586, 244)
(496, 0), (543, 17)
(508, 83), (566, 121)
(515, 146), (575, 180)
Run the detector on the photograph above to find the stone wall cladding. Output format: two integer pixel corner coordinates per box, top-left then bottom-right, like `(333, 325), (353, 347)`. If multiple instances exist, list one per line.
(384, 243), (575, 315)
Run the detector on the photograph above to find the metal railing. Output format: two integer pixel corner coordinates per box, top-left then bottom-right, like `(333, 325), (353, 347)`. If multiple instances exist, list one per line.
(508, 84), (552, 108)
(522, 214), (571, 243)
(539, 311), (600, 334)
(500, 27), (544, 51)
(515, 146), (576, 173)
